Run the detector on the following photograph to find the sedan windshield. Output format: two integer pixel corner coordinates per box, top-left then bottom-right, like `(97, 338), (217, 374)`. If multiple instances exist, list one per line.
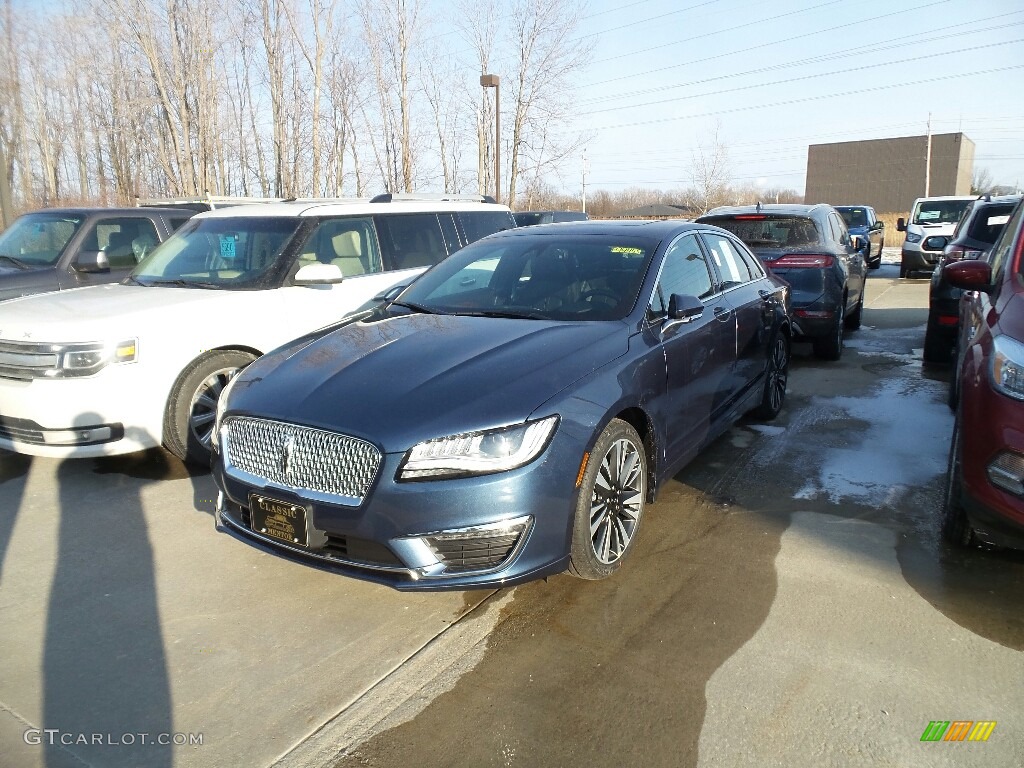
(397, 234), (654, 320)
(0, 213), (85, 268)
(130, 216), (301, 287)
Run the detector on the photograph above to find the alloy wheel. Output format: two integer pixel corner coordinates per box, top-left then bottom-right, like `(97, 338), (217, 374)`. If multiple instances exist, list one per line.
(589, 437), (644, 564)
(189, 367), (240, 449)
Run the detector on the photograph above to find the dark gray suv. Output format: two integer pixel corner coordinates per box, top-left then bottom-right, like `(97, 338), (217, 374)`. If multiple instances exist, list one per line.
(0, 207), (192, 301)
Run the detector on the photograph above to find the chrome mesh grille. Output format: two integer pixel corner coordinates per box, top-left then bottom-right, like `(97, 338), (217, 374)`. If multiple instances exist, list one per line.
(224, 417), (380, 501)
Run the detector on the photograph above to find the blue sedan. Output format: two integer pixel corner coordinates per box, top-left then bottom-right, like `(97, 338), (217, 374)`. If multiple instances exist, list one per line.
(211, 221), (791, 590)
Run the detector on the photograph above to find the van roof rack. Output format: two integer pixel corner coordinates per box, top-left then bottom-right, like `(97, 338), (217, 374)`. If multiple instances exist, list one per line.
(136, 195), (287, 211)
(369, 193), (498, 204)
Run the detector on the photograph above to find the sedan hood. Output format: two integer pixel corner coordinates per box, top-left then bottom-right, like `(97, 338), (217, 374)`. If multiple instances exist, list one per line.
(230, 312), (628, 451)
(0, 283), (253, 342)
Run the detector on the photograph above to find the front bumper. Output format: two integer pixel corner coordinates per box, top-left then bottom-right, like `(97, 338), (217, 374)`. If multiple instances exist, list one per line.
(0, 365), (164, 457)
(901, 245), (941, 272)
(212, 439), (579, 590)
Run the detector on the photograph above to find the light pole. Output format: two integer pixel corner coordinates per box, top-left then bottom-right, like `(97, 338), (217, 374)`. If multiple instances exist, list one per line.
(480, 73), (500, 203)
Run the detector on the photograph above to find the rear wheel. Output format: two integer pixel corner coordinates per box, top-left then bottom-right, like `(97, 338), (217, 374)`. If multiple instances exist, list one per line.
(753, 332), (789, 420)
(813, 302), (844, 361)
(941, 416), (976, 547)
(164, 350), (256, 466)
(923, 322), (951, 364)
(569, 419), (647, 580)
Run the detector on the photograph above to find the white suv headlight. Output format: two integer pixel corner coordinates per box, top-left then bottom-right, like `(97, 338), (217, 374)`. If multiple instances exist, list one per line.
(399, 416), (558, 480)
(990, 335), (1024, 400)
(54, 339), (137, 377)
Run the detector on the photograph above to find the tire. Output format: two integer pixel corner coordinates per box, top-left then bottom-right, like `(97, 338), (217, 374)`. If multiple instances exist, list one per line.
(164, 350), (256, 465)
(568, 419), (647, 580)
(941, 415), (976, 547)
(812, 301), (844, 361)
(753, 332), (789, 420)
(923, 323), (951, 364)
(844, 291), (863, 331)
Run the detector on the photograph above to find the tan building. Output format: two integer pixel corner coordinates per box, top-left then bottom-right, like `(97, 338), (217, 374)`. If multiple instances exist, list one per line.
(804, 133), (975, 214)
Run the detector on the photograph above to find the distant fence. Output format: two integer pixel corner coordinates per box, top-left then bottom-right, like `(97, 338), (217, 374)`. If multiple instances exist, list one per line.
(877, 212), (907, 247)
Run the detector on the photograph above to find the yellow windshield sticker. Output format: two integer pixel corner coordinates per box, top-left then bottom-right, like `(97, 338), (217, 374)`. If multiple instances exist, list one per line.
(611, 246), (643, 254)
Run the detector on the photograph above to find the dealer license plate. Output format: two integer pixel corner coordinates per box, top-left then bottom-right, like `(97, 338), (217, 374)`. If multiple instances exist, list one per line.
(249, 494), (308, 548)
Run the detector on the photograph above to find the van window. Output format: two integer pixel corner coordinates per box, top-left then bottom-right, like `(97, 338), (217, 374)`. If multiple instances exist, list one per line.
(375, 214), (448, 271)
(297, 218), (382, 277)
(457, 211), (516, 245)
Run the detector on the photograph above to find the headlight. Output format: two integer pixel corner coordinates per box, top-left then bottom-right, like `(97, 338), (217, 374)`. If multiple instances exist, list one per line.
(399, 415), (559, 480)
(212, 373), (240, 450)
(990, 335), (1024, 401)
(905, 232), (923, 244)
(54, 339), (137, 377)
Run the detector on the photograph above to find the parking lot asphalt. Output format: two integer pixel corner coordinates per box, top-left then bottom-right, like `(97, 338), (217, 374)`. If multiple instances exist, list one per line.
(2, 255), (1023, 768)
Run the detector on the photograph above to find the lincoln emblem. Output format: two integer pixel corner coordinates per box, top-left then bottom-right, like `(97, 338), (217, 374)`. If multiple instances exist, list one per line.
(281, 434), (295, 477)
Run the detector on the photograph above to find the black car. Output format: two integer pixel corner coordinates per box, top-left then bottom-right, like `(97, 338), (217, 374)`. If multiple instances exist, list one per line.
(514, 210), (590, 226)
(0, 207), (193, 301)
(696, 204), (867, 360)
(835, 205), (884, 269)
(923, 194), (1022, 364)
(211, 220), (791, 590)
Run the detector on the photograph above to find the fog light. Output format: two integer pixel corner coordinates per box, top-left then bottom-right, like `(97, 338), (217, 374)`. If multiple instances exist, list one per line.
(987, 452), (1024, 497)
(399, 516), (533, 576)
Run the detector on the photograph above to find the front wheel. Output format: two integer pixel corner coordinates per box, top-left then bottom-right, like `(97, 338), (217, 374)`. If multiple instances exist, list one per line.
(569, 419), (647, 580)
(164, 350), (256, 465)
(753, 332), (789, 420)
(941, 416), (976, 547)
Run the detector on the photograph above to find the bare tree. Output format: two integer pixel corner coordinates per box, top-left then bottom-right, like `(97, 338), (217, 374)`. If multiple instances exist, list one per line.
(972, 166), (995, 195)
(504, 0), (591, 208)
(689, 122), (731, 214)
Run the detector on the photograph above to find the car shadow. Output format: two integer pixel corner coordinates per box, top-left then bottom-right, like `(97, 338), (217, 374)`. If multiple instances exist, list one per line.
(0, 449), (32, 581)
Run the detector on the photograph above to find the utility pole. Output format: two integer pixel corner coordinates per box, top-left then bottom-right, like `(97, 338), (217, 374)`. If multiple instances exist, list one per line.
(582, 148), (589, 214)
(924, 113), (932, 197)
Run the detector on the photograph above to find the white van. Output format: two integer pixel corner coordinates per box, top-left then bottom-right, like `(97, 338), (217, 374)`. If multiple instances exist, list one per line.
(897, 195), (975, 278)
(0, 197), (515, 463)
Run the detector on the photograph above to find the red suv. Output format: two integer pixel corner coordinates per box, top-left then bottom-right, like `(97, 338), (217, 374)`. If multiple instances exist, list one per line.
(943, 198), (1024, 547)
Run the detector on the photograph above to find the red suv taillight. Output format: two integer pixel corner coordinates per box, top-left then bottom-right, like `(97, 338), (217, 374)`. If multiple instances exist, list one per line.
(771, 254), (834, 268)
(943, 244), (984, 261)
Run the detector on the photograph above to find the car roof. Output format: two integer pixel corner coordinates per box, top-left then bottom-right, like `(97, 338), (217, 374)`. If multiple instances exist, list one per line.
(487, 219), (706, 239)
(972, 194), (1023, 207)
(912, 195), (977, 203)
(699, 203), (830, 217)
(834, 204), (873, 210)
(196, 200), (512, 219)
(18, 207), (190, 216)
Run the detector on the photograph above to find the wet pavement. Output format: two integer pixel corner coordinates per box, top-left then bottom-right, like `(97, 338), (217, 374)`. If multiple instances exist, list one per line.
(327, 260), (1024, 767)
(1, 259), (1022, 767)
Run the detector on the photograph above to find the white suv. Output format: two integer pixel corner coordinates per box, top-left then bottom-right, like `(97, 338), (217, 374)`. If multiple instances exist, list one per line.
(897, 195), (974, 278)
(0, 197), (515, 462)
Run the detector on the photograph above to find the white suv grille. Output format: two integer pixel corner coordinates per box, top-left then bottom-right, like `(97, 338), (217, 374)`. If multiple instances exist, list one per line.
(223, 417), (381, 502)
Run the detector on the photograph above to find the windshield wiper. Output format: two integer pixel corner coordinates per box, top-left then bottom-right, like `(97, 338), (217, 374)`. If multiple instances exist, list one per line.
(141, 279), (221, 289)
(455, 309), (549, 320)
(390, 300), (441, 315)
(0, 254), (30, 269)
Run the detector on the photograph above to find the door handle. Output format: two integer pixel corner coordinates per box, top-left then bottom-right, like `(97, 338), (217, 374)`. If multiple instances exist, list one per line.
(714, 306), (732, 322)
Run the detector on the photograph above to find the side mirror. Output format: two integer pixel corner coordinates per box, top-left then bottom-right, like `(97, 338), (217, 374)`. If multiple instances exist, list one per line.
(375, 284), (408, 303)
(896, 217), (907, 232)
(851, 234), (867, 252)
(294, 262), (343, 285)
(74, 251), (110, 273)
(873, 220), (885, 230)
(668, 293), (704, 322)
(923, 235), (948, 251)
(944, 259), (992, 292)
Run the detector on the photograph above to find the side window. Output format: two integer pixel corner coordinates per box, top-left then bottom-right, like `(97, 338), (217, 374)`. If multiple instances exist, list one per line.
(650, 233), (715, 315)
(438, 213), (461, 254)
(81, 217), (160, 268)
(168, 217), (192, 232)
(297, 217), (382, 277)
(701, 232), (750, 286)
(732, 237), (765, 279)
(375, 214), (448, 271)
(457, 211), (516, 245)
(992, 200), (1024, 283)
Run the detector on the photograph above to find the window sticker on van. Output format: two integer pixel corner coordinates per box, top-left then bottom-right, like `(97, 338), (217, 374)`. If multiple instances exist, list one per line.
(220, 235), (237, 259)
(918, 210), (940, 221)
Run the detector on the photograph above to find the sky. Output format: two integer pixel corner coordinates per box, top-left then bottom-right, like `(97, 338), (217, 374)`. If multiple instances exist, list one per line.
(533, 0), (1024, 196)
